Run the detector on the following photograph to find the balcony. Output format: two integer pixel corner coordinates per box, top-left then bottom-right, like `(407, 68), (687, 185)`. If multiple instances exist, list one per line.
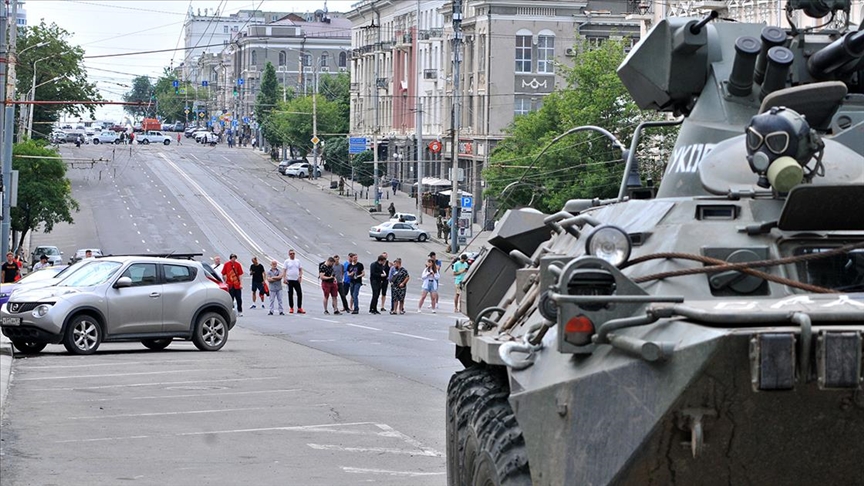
(395, 32), (412, 48)
(350, 82), (360, 92)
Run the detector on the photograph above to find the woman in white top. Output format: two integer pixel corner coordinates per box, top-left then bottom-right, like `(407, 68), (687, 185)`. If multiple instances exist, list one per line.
(417, 258), (440, 313)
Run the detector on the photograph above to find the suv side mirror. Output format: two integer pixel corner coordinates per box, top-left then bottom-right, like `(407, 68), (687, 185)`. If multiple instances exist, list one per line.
(114, 276), (133, 288)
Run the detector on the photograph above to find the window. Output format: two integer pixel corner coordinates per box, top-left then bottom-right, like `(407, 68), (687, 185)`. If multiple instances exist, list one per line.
(223, 25), (229, 34)
(279, 51), (286, 66)
(515, 97), (532, 116)
(537, 35), (555, 73)
(251, 51), (257, 66)
(338, 51), (347, 68)
(122, 263), (158, 287)
(303, 54), (312, 67)
(515, 34), (532, 73)
(164, 264), (196, 283)
(320, 52), (329, 67)
(587, 37), (606, 48)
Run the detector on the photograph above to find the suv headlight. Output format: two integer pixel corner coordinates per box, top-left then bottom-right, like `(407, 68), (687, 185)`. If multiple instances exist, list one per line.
(32, 304), (54, 318)
(585, 225), (632, 267)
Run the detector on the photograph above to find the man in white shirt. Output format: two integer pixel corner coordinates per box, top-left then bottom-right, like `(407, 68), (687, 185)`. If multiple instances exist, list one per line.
(33, 254), (51, 271)
(282, 249), (305, 314)
(211, 256), (223, 275)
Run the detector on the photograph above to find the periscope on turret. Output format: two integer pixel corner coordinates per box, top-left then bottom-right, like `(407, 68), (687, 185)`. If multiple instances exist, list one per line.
(445, 2), (864, 484)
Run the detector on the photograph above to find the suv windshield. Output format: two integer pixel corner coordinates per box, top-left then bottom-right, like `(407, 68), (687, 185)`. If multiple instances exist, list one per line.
(57, 261), (123, 287)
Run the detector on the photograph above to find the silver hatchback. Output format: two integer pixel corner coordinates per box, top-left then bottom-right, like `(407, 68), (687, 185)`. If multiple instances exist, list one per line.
(0, 256), (237, 355)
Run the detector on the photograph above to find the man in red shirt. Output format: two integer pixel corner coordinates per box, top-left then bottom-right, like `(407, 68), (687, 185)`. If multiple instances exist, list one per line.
(221, 253), (244, 316)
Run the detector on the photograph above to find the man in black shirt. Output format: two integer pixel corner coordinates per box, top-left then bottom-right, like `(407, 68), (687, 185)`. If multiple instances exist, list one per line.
(1, 252), (20, 283)
(368, 254), (387, 314)
(319, 257), (340, 314)
(249, 257), (266, 309)
(347, 254), (365, 314)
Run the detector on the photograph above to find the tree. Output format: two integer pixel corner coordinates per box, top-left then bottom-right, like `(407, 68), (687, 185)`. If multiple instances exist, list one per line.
(323, 137), (351, 177)
(268, 95), (343, 157)
(256, 62), (279, 120)
(483, 37), (675, 213)
(123, 76), (155, 118)
(16, 21), (102, 140)
(351, 150), (386, 187)
(317, 73), (350, 134)
(11, 141), (79, 250)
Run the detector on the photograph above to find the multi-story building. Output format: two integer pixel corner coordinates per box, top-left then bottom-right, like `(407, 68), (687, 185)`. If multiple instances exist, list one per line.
(348, 0), (640, 225)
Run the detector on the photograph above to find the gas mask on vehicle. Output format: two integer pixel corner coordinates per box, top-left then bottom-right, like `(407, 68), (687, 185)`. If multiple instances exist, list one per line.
(746, 106), (824, 192)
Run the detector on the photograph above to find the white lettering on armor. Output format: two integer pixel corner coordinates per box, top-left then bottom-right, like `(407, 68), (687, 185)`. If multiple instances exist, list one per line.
(770, 296), (815, 309)
(714, 301), (758, 310)
(820, 295), (864, 308)
(669, 143), (716, 173)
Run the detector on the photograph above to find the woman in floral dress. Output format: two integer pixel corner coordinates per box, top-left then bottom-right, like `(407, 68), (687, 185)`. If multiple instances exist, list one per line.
(389, 258), (409, 315)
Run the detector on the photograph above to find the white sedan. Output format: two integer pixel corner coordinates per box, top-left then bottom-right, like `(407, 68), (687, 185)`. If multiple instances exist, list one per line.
(92, 131), (121, 145)
(369, 221), (429, 242)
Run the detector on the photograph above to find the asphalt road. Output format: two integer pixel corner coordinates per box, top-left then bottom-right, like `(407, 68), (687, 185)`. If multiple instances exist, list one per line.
(0, 140), (464, 485)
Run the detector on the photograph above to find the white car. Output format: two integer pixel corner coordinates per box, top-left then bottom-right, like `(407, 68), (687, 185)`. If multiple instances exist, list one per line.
(195, 131), (219, 144)
(284, 162), (321, 178)
(92, 131), (121, 145)
(137, 131), (171, 145)
(389, 212), (418, 224)
(369, 221), (429, 242)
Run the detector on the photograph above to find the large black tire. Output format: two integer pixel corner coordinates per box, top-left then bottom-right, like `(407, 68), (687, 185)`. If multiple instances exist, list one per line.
(447, 366), (531, 486)
(63, 314), (103, 355)
(141, 338), (172, 350)
(142, 139), (150, 145)
(192, 312), (227, 351)
(163, 139), (170, 146)
(113, 139), (121, 145)
(92, 139), (100, 145)
(11, 340), (47, 354)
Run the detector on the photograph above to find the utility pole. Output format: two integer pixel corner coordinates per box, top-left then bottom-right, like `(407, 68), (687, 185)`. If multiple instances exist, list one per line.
(312, 66), (319, 179)
(2, 0), (19, 256)
(449, 0), (463, 254)
(415, 0), (423, 224)
(372, 11), (381, 212)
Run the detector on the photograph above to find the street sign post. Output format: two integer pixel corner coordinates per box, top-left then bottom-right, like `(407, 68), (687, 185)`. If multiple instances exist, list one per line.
(202, 80), (209, 87)
(459, 196), (473, 245)
(349, 137), (367, 154)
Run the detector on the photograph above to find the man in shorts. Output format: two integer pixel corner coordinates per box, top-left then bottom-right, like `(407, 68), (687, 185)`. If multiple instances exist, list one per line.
(319, 257), (340, 314)
(453, 253), (470, 313)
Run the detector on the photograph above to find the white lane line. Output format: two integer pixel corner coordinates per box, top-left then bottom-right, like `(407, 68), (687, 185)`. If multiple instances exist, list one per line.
(308, 444), (441, 457)
(31, 389), (302, 405)
(341, 468), (445, 477)
(15, 368), (231, 381)
(309, 339), (337, 342)
(24, 360), (203, 370)
(56, 436), (151, 444)
(312, 317), (338, 324)
(29, 376), (281, 392)
(390, 332), (435, 341)
(69, 407), (267, 420)
(376, 423), (442, 456)
(345, 323), (381, 331)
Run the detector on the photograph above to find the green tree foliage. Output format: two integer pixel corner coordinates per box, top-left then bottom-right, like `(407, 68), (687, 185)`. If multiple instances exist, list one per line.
(323, 137), (351, 178)
(484, 38), (674, 213)
(123, 76), (155, 118)
(256, 62), (279, 120)
(151, 69), (201, 123)
(267, 95), (343, 157)
(16, 21), (102, 140)
(350, 150), (386, 188)
(11, 141), (79, 250)
(317, 73), (350, 133)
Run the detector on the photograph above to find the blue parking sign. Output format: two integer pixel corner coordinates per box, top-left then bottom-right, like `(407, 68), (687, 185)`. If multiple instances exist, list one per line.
(461, 196), (473, 208)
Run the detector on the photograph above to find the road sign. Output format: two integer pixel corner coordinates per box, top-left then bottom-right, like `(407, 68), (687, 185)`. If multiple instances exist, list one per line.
(349, 137), (367, 154)
(243, 117), (250, 124)
(202, 80), (209, 87)
(199, 112), (205, 118)
(172, 80), (179, 88)
(178, 88), (186, 95)
(461, 196), (473, 209)
(429, 140), (442, 153)
(184, 109), (190, 114)
(237, 78), (244, 86)
(232, 120), (239, 127)
(311, 136), (320, 145)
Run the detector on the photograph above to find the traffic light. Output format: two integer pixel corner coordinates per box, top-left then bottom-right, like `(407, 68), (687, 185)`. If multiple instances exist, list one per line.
(233, 88), (238, 97)
(377, 143), (388, 160)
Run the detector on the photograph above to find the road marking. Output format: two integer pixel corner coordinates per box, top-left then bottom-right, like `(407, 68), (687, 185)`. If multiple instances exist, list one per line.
(15, 368), (231, 382)
(177, 421), (376, 437)
(28, 376), (281, 392)
(390, 332), (435, 341)
(32, 389), (302, 405)
(23, 359), (203, 370)
(309, 339), (337, 342)
(69, 407), (267, 420)
(346, 323), (381, 331)
(341, 467), (445, 477)
(308, 444), (441, 457)
(312, 317), (338, 323)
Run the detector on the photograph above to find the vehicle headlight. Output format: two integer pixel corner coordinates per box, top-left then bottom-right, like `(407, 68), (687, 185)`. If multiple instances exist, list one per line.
(0, 292), (8, 299)
(585, 225), (631, 267)
(32, 304), (54, 318)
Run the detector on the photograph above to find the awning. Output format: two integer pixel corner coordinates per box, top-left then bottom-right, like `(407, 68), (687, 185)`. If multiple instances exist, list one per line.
(413, 177), (452, 187)
(437, 189), (472, 196)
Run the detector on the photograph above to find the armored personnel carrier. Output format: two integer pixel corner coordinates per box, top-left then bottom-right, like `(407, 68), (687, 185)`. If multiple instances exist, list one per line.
(447, 2), (864, 484)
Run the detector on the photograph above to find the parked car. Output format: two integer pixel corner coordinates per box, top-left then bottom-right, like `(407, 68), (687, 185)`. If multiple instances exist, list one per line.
(0, 265), (68, 306)
(161, 124), (173, 132)
(64, 131), (86, 143)
(69, 248), (103, 264)
(284, 162), (321, 178)
(389, 212), (418, 224)
(0, 255), (236, 355)
(92, 131), (121, 145)
(172, 122), (185, 132)
(278, 159), (307, 175)
(50, 131), (66, 143)
(137, 130), (171, 145)
(196, 131), (219, 145)
(30, 245), (63, 269)
(185, 127), (201, 138)
(369, 221), (429, 242)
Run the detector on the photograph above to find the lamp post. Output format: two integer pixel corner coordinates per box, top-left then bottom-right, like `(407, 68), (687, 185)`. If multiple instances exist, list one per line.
(27, 54), (52, 139)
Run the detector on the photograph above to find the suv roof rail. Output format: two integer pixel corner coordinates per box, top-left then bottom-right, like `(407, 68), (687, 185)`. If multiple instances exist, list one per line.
(100, 252), (204, 260)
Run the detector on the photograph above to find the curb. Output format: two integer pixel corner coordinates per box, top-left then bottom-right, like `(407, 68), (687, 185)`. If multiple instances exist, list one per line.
(0, 334), (13, 417)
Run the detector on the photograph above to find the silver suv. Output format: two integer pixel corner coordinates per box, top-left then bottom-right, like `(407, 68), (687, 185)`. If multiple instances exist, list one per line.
(0, 256), (236, 355)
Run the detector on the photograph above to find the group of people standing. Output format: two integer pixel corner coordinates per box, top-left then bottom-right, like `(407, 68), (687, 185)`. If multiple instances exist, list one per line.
(212, 249), (472, 317)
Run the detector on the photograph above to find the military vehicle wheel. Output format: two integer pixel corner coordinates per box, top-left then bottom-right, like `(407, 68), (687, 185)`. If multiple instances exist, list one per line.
(141, 338), (172, 350)
(447, 366), (531, 485)
(11, 340), (47, 354)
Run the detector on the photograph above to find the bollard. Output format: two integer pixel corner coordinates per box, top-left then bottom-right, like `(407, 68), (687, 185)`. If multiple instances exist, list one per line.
(354, 193), (358, 202)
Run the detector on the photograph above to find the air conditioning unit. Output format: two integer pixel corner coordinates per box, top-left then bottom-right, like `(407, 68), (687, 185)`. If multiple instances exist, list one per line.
(276, 66), (287, 72)
(339, 67), (348, 72)
(565, 48), (576, 57)
(248, 66), (258, 72)
(320, 66), (330, 72)
(423, 69), (437, 80)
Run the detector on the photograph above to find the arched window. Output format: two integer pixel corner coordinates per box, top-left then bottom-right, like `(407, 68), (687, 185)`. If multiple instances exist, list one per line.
(278, 50), (286, 66)
(251, 50), (257, 66)
(515, 28), (532, 73)
(338, 51), (347, 68)
(537, 29), (555, 73)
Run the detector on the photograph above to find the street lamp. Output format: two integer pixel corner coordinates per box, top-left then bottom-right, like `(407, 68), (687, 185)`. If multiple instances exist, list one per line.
(27, 55), (53, 139)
